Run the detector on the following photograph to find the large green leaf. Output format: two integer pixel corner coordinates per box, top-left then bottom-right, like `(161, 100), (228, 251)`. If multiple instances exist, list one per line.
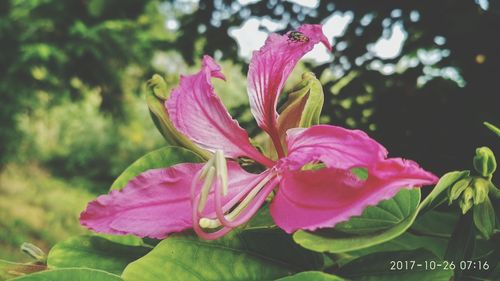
(122, 230), (323, 281)
(110, 146), (203, 190)
(10, 268), (122, 281)
(47, 236), (151, 275)
(277, 271), (346, 281)
(348, 232), (448, 260)
(293, 189), (421, 253)
(337, 249), (453, 281)
(444, 213), (476, 280)
(0, 260), (45, 281)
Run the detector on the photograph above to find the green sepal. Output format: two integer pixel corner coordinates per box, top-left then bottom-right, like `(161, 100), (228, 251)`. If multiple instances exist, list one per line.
(448, 178), (472, 204)
(277, 72), (324, 137)
(459, 187), (474, 214)
(146, 75), (210, 160)
(147, 74), (170, 99)
(473, 146), (497, 178)
(472, 177), (490, 205)
(473, 197), (496, 239)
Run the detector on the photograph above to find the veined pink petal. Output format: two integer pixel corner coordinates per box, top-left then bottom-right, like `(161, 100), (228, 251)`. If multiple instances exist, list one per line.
(80, 162), (260, 239)
(284, 125), (388, 170)
(247, 24), (331, 156)
(167, 55), (273, 167)
(270, 158), (438, 233)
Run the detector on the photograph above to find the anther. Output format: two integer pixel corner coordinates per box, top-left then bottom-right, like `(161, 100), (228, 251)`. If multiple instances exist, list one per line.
(199, 217), (221, 229)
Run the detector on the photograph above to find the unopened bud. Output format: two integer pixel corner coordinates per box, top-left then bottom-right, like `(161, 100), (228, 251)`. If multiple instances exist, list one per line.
(449, 178), (471, 204)
(472, 178), (490, 205)
(459, 187), (474, 214)
(473, 147), (496, 178)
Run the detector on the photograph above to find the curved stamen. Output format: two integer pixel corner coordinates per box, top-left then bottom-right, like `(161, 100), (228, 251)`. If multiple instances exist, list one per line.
(215, 150), (228, 196)
(192, 187), (233, 239)
(192, 149), (278, 239)
(213, 171), (277, 228)
(198, 166), (215, 212)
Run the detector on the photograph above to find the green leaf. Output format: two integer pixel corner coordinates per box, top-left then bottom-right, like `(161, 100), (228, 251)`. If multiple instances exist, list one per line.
(347, 232), (448, 260)
(293, 189), (421, 253)
(110, 146), (203, 190)
(411, 210), (458, 238)
(277, 271), (346, 281)
(122, 230), (323, 281)
(337, 249), (453, 281)
(444, 213), (476, 280)
(47, 236), (151, 275)
(96, 234), (145, 247)
(0, 260), (46, 281)
(473, 197), (496, 239)
(418, 170), (470, 214)
(244, 203), (276, 230)
(10, 268), (122, 281)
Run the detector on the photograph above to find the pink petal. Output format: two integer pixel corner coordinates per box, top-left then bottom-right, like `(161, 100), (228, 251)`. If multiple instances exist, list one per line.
(247, 24), (331, 154)
(270, 159), (438, 233)
(80, 162), (260, 239)
(166, 55), (273, 167)
(284, 125), (388, 170)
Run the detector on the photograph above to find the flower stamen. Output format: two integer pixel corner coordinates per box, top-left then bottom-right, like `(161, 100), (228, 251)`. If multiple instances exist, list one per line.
(215, 150), (228, 196)
(198, 166), (215, 212)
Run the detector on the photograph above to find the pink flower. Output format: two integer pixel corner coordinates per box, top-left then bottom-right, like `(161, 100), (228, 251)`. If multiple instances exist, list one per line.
(80, 24), (438, 240)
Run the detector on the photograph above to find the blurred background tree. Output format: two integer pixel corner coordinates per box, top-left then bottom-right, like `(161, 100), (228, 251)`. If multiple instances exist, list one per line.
(0, 0), (498, 260)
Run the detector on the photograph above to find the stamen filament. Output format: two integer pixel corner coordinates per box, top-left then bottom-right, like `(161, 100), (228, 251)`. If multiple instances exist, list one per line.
(198, 166), (215, 212)
(199, 156), (215, 180)
(203, 171), (277, 229)
(215, 150), (228, 196)
(225, 173), (274, 220)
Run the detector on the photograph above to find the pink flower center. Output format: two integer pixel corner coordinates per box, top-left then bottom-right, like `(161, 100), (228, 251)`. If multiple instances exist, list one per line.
(191, 150), (278, 239)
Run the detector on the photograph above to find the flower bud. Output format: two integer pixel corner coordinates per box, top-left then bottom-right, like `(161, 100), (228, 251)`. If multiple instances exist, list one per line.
(459, 187), (474, 214)
(146, 75), (211, 160)
(473, 146), (496, 178)
(448, 178), (471, 204)
(473, 197), (496, 239)
(471, 177), (490, 205)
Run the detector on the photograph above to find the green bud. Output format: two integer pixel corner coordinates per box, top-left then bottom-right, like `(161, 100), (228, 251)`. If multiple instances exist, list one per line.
(277, 72), (324, 144)
(21, 242), (46, 262)
(473, 197), (496, 239)
(449, 178), (472, 204)
(471, 177), (490, 205)
(146, 75), (211, 160)
(473, 146), (496, 178)
(459, 187), (474, 214)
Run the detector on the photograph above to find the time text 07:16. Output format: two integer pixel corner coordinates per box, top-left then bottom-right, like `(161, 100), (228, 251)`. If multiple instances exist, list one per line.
(389, 260), (490, 271)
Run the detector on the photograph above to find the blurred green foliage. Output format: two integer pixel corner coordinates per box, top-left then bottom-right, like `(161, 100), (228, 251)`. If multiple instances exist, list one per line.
(0, 0), (165, 165)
